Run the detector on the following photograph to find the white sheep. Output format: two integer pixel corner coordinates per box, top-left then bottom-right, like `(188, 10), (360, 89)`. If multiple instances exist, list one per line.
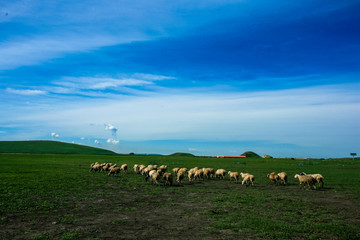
(108, 167), (121, 176)
(277, 172), (288, 185)
(240, 172), (255, 185)
(228, 171), (239, 182)
(120, 164), (128, 173)
(203, 168), (214, 179)
(133, 164), (139, 174)
(89, 162), (101, 172)
(300, 172), (324, 188)
(163, 172), (173, 186)
(215, 169), (226, 179)
(150, 170), (162, 185)
(159, 165), (167, 173)
(194, 169), (204, 181)
(176, 171), (185, 184)
(294, 174), (316, 190)
(172, 168), (180, 175)
(187, 171), (195, 183)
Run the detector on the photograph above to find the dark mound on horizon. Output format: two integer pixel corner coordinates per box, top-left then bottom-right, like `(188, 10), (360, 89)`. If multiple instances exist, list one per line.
(0, 140), (117, 155)
(169, 152), (195, 157)
(241, 151), (261, 158)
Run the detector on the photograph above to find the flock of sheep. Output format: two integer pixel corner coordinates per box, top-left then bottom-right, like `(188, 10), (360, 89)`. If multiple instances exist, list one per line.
(89, 162), (324, 190)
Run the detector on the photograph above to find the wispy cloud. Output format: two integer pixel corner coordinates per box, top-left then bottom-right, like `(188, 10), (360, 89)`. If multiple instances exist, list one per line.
(6, 88), (47, 96)
(0, 35), (122, 70)
(54, 76), (156, 90)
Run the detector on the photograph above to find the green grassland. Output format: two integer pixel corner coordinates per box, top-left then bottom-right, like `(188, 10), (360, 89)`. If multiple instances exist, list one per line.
(0, 143), (360, 239)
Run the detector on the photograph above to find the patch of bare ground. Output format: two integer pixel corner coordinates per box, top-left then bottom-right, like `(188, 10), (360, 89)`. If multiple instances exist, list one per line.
(1, 179), (360, 239)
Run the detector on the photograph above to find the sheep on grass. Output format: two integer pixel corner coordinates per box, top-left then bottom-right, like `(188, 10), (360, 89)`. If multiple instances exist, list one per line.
(240, 172), (255, 186)
(215, 169), (226, 179)
(294, 174), (316, 190)
(267, 172), (279, 184)
(277, 172), (288, 185)
(228, 171), (239, 183)
(108, 167), (121, 176)
(300, 172), (324, 188)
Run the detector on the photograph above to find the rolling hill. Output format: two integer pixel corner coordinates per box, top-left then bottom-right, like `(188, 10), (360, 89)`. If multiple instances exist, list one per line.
(0, 141), (117, 155)
(168, 152), (195, 157)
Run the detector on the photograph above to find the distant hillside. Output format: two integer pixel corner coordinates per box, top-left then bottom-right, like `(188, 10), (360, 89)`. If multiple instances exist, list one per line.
(169, 152), (195, 157)
(0, 141), (117, 155)
(241, 151), (261, 158)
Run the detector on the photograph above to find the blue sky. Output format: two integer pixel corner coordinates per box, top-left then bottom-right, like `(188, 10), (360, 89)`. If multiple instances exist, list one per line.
(0, 0), (359, 158)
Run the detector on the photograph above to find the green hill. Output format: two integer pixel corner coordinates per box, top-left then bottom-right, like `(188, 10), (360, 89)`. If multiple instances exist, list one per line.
(169, 152), (195, 157)
(0, 141), (117, 155)
(241, 151), (261, 158)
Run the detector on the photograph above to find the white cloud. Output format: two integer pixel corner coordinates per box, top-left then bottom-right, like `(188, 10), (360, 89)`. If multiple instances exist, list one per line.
(0, 34), (141, 70)
(104, 123), (118, 135)
(6, 88), (47, 96)
(54, 76), (158, 91)
(51, 132), (59, 138)
(107, 138), (119, 144)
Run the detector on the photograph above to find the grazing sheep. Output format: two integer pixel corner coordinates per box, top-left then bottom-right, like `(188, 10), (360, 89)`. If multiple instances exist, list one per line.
(138, 165), (146, 174)
(300, 172), (324, 188)
(150, 170), (162, 185)
(163, 172), (173, 186)
(89, 162), (101, 172)
(108, 167), (121, 176)
(188, 167), (198, 175)
(194, 169), (204, 181)
(215, 169), (227, 179)
(101, 163), (111, 172)
(121, 164), (128, 173)
(178, 168), (188, 175)
(277, 172), (288, 185)
(267, 172), (280, 184)
(228, 171), (239, 182)
(240, 172), (255, 185)
(142, 166), (153, 176)
(172, 168), (180, 175)
(159, 165), (167, 173)
(177, 171), (185, 184)
(203, 168), (215, 179)
(294, 174), (316, 190)
(187, 171), (195, 183)
(133, 164), (139, 174)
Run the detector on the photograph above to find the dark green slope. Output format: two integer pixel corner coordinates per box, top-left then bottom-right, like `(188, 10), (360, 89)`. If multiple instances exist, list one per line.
(168, 152), (195, 157)
(0, 141), (117, 155)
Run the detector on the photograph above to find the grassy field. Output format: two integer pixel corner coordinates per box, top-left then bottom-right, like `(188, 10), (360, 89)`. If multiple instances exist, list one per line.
(1, 153), (360, 239)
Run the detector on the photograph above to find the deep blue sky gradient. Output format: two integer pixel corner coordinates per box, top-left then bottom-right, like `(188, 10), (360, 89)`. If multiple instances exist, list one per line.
(0, 0), (359, 157)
